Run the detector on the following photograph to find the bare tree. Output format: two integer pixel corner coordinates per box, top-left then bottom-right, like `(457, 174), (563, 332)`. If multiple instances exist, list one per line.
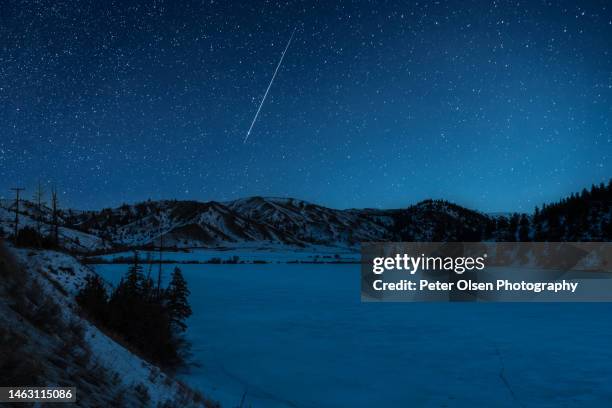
(51, 186), (59, 246)
(10, 187), (25, 240)
(33, 180), (45, 235)
(157, 208), (164, 299)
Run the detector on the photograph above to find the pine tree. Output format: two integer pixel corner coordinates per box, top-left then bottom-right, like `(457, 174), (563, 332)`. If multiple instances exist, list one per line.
(508, 213), (520, 241)
(76, 275), (108, 321)
(125, 252), (145, 296)
(166, 267), (191, 332)
(518, 214), (530, 242)
(107, 277), (130, 333)
(103, 257), (190, 367)
(142, 254), (156, 301)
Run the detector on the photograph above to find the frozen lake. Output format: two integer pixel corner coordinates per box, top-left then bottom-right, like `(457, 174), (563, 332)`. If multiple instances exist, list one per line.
(95, 263), (612, 408)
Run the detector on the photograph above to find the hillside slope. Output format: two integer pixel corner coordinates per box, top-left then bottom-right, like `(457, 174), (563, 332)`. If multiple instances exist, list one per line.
(58, 197), (396, 249)
(0, 203), (110, 253)
(0, 241), (218, 407)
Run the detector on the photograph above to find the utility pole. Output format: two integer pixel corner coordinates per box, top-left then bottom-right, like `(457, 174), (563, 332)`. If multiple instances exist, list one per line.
(10, 187), (25, 241)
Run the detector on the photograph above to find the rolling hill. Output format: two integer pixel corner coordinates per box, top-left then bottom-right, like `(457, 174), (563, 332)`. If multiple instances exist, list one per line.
(1, 180), (610, 253)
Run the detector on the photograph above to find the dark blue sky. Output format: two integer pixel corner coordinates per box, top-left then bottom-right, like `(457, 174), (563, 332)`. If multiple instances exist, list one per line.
(1, 0), (610, 212)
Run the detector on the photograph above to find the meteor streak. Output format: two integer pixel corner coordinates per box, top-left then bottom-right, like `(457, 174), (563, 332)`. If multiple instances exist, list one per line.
(243, 27), (296, 143)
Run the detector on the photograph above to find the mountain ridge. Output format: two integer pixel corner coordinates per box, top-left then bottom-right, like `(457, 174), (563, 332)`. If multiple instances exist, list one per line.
(1, 181), (610, 252)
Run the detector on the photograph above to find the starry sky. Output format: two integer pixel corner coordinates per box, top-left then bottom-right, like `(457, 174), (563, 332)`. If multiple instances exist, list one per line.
(1, 0), (610, 212)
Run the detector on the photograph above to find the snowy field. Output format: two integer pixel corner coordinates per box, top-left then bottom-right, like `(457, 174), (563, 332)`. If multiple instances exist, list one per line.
(94, 262), (612, 408)
(92, 244), (360, 264)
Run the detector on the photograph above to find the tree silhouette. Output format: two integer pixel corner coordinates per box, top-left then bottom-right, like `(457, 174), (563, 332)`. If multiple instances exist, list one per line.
(166, 267), (192, 332)
(77, 256), (193, 368)
(76, 275), (108, 321)
(518, 214), (530, 241)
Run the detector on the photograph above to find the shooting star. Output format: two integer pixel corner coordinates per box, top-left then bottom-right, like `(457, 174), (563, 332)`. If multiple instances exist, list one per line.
(243, 27), (297, 143)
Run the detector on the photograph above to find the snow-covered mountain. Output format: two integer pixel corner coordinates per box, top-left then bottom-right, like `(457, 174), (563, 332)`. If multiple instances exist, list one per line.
(227, 197), (392, 244)
(58, 197), (398, 249)
(2, 180), (610, 253)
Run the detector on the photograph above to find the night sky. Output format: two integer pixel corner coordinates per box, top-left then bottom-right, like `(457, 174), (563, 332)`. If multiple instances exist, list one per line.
(1, 0), (610, 212)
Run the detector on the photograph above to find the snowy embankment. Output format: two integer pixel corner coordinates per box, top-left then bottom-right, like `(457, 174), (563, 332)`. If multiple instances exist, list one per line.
(7, 245), (218, 407)
(88, 243), (360, 264)
(0, 206), (110, 253)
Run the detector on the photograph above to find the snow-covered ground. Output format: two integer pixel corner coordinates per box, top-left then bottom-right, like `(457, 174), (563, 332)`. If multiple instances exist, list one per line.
(10, 247), (214, 406)
(95, 261), (612, 408)
(91, 243), (360, 264)
(0, 206), (110, 252)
